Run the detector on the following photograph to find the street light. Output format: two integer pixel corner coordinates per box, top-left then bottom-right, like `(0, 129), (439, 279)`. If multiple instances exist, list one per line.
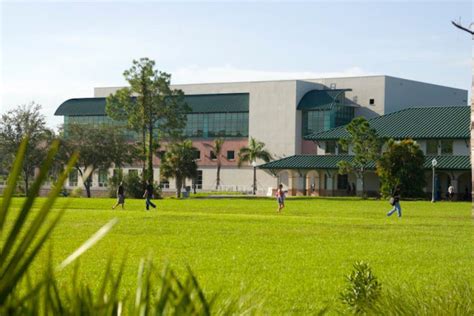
(431, 158), (438, 203)
(252, 161), (257, 195)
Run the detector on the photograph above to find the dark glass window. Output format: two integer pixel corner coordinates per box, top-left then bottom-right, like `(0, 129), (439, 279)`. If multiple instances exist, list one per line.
(326, 141), (336, 154)
(98, 169), (108, 187)
(69, 169), (78, 187)
(184, 112), (248, 138)
(194, 170), (203, 189)
(369, 98), (375, 105)
(227, 150), (235, 160)
(210, 151), (217, 160)
(440, 140), (453, 155)
(426, 140), (438, 155)
(193, 150), (201, 160)
(338, 143), (348, 154)
(337, 174), (349, 190)
(160, 179), (170, 189)
(303, 105), (354, 137)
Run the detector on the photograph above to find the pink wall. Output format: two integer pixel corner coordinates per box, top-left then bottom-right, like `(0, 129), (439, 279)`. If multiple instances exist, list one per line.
(154, 139), (249, 167)
(301, 140), (317, 154)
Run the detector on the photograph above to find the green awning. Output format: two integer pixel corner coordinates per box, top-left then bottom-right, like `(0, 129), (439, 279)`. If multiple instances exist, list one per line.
(55, 93), (249, 116)
(259, 154), (470, 171)
(305, 106), (470, 140)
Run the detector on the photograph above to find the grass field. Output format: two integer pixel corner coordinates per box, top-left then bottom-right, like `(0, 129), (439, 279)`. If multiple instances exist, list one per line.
(5, 197), (473, 314)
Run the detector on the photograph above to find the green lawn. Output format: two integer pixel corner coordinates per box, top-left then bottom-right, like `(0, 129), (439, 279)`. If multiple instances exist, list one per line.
(5, 197), (473, 314)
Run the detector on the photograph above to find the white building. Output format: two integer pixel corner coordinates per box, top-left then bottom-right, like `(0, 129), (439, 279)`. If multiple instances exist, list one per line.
(55, 75), (467, 196)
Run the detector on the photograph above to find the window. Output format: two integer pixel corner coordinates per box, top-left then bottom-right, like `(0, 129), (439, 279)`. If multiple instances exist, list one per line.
(440, 140), (453, 155)
(210, 151), (217, 160)
(69, 169), (78, 187)
(193, 149), (201, 160)
(227, 150), (235, 160)
(369, 98), (375, 105)
(160, 179), (170, 189)
(326, 141), (336, 155)
(98, 169), (108, 187)
(426, 140), (438, 155)
(338, 143), (348, 154)
(184, 112), (249, 138)
(194, 170), (203, 189)
(337, 174), (349, 190)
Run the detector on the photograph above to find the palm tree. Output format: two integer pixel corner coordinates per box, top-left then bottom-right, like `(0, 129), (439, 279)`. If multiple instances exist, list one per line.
(207, 138), (225, 190)
(160, 140), (198, 198)
(238, 137), (272, 195)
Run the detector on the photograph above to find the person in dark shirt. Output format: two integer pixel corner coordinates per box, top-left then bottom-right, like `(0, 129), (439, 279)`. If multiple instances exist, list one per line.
(112, 181), (125, 210)
(143, 180), (156, 211)
(387, 186), (402, 217)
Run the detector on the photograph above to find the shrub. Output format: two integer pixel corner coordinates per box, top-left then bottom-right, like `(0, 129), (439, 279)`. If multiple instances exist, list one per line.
(123, 172), (144, 199)
(340, 261), (382, 314)
(108, 169), (124, 198)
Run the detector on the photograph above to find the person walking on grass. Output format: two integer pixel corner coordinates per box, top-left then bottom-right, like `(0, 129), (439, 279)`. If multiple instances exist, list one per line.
(112, 181), (125, 210)
(276, 184), (286, 213)
(143, 180), (156, 211)
(387, 186), (402, 218)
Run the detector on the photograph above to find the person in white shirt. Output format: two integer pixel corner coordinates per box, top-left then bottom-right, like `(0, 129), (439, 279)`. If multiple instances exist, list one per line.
(448, 184), (454, 201)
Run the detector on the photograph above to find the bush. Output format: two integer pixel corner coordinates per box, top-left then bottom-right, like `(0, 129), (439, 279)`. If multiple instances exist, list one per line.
(108, 169), (124, 198)
(340, 261), (382, 314)
(123, 172), (144, 199)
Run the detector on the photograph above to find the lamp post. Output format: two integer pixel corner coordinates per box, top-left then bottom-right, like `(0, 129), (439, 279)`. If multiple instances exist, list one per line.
(252, 161), (257, 195)
(431, 158), (438, 203)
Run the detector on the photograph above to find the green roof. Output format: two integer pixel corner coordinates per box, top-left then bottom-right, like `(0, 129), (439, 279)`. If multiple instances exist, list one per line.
(259, 154), (470, 171)
(297, 89), (351, 110)
(305, 106), (470, 140)
(55, 93), (249, 116)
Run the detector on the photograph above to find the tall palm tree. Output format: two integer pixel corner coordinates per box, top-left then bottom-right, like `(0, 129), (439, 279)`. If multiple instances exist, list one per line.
(160, 140), (198, 198)
(207, 138), (225, 190)
(238, 137), (272, 195)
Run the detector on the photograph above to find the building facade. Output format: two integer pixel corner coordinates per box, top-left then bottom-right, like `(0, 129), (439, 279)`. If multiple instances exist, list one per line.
(260, 106), (471, 200)
(54, 75), (468, 196)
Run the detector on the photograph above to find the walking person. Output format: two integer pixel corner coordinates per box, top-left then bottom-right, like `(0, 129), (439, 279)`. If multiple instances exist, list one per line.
(112, 181), (125, 209)
(276, 184), (286, 213)
(387, 186), (402, 218)
(143, 180), (156, 211)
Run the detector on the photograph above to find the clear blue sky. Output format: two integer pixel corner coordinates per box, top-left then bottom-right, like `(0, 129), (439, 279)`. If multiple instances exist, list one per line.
(1, 1), (472, 128)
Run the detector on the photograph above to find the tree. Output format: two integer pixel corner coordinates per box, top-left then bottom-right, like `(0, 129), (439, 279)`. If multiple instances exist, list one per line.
(106, 58), (189, 184)
(160, 140), (198, 198)
(237, 137), (272, 195)
(337, 117), (384, 197)
(0, 103), (52, 194)
(206, 138), (225, 190)
(59, 123), (136, 197)
(376, 139), (426, 198)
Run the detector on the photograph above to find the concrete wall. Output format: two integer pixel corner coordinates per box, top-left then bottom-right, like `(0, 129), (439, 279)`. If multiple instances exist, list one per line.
(384, 76), (468, 114)
(304, 76), (386, 118)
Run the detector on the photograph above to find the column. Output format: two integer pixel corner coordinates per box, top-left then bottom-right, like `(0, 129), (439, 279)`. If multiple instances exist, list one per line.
(356, 175), (364, 197)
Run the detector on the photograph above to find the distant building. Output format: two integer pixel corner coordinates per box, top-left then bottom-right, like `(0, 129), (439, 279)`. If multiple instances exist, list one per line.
(54, 75), (468, 196)
(260, 106), (471, 200)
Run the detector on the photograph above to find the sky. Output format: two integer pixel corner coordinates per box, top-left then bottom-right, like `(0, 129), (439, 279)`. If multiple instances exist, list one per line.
(1, 0), (472, 129)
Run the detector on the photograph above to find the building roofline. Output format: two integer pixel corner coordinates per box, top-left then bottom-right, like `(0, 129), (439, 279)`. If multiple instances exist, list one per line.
(94, 75), (389, 90)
